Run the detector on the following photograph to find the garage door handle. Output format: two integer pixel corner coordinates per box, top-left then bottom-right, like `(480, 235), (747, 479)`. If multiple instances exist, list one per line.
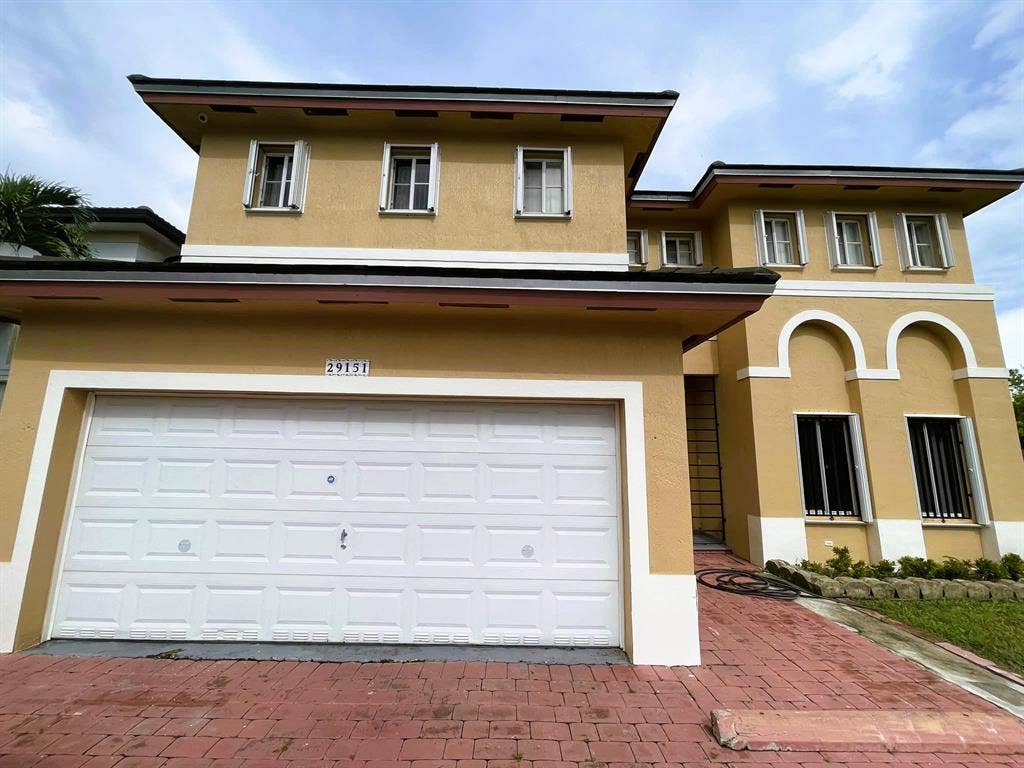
(339, 529), (348, 550)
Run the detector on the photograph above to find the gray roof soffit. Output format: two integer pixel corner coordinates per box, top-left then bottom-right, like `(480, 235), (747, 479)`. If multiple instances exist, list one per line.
(631, 163), (1024, 203)
(0, 266), (776, 296)
(128, 75), (679, 109)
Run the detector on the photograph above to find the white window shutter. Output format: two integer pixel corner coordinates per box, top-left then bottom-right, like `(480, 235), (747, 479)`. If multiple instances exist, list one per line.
(428, 142), (440, 212)
(242, 139), (259, 207)
(753, 210), (767, 266)
(288, 140), (309, 210)
(847, 414), (873, 523)
(959, 417), (990, 525)
(639, 229), (648, 265)
(937, 213), (955, 267)
(693, 231), (704, 266)
(795, 210), (808, 265)
(867, 212), (882, 267)
(563, 147), (573, 215)
(514, 146), (524, 214)
(824, 211), (839, 267)
(378, 142), (392, 211)
(894, 213), (911, 269)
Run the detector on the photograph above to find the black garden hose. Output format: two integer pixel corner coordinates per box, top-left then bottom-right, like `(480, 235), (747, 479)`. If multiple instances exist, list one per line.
(695, 567), (822, 601)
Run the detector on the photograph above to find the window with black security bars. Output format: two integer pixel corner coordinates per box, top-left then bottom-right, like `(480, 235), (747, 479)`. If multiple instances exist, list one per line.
(908, 417), (973, 521)
(797, 415), (861, 519)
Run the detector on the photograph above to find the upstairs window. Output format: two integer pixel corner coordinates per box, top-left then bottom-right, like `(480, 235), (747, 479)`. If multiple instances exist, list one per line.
(379, 143), (440, 214)
(515, 147), (572, 217)
(243, 140), (310, 211)
(796, 414), (871, 520)
(626, 230), (647, 266)
(825, 212), (882, 268)
(896, 213), (954, 269)
(755, 210), (807, 267)
(661, 231), (703, 267)
(907, 416), (988, 523)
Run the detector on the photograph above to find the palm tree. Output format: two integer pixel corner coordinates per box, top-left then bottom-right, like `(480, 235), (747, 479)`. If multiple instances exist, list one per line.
(0, 173), (95, 259)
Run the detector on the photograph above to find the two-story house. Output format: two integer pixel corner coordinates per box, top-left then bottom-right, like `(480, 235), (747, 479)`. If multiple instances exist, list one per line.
(0, 76), (1020, 666)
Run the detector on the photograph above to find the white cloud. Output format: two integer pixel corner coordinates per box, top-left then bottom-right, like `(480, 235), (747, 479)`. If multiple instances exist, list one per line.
(974, 0), (1024, 48)
(793, 1), (932, 100)
(997, 305), (1024, 369)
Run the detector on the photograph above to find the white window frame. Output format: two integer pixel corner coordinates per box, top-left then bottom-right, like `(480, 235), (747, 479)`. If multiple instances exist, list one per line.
(660, 231), (703, 267)
(626, 229), (648, 266)
(904, 414), (989, 525)
(754, 209), (807, 268)
(514, 146), (573, 218)
(825, 211), (882, 269)
(0, 322), (19, 412)
(242, 139), (310, 212)
(793, 412), (873, 523)
(895, 213), (954, 270)
(378, 142), (440, 215)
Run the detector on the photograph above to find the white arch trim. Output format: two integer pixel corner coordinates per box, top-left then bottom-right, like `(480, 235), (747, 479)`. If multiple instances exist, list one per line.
(736, 309), (894, 381)
(885, 311), (1007, 380)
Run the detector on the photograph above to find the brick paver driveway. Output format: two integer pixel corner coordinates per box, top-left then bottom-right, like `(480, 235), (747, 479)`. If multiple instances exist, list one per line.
(0, 553), (1016, 767)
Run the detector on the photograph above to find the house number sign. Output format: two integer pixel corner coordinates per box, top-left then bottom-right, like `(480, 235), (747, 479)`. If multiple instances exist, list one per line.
(325, 359), (370, 376)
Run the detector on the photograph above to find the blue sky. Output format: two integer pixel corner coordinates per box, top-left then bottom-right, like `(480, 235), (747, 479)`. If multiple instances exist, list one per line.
(1, 0), (1021, 364)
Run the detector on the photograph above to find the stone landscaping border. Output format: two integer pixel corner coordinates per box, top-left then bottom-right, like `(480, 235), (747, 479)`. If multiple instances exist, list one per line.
(765, 560), (1024, 601)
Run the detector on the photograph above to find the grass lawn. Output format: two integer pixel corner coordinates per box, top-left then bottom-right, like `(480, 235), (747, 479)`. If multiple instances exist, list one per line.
(857, 599), (1024, 675)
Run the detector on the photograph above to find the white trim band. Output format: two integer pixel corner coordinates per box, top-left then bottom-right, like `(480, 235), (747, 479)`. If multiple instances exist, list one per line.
(773, 280), (995, 301)
(181, 244), (630, 271)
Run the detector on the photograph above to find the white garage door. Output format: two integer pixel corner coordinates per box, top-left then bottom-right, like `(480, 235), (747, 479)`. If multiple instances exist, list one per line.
(51, 395), (622, 646)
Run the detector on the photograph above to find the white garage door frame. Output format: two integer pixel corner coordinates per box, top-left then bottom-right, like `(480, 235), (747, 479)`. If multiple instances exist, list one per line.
(1, 370), (701, 666)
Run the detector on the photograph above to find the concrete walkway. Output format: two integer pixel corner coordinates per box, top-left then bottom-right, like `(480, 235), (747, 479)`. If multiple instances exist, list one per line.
(1, 551), (1020, 767)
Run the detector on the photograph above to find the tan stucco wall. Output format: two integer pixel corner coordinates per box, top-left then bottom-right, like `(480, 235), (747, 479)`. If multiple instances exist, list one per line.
(187, 127), (628, 255)
(0, 304), (695, 649)
(923, 526), (984, 560)
(805, 524), (870, 563)
(715, 292), (1023, 563)
(629, 201), (976, 284)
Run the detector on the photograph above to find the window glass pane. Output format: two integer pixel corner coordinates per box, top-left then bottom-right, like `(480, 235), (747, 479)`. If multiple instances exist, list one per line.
(907, 217), (938, 267)
(412, 158), (430, 184)
(0, 323), (17, 368)
(839, 220), (865, 265)
(544, 185), (563, 213)
(766, 218), (794, 264)
(0, 380), (6, 411)
(412, 182), (429, 210)
(393, 159), (413, 185)
(665, 239), (677, 264)
(524, 187), (542, 212)
(908, 418), (971, 519)
(798, 416), (860, 517)
(524, 161), (543, 188)
(797, 418), (826, 515)
(678, 238), (694, 265)
(819, 418), (858, 516)
(544, 161), (562, 189)
(626, 234), (641, 264)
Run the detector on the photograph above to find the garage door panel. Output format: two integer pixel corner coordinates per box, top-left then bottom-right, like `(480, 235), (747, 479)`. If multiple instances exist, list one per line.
(52, 571), (619, 645)
(76, 449), (618, 517)
(63, 510), (618, 579)
(54, 396), (622, 646)
(87, 397), (617, 456)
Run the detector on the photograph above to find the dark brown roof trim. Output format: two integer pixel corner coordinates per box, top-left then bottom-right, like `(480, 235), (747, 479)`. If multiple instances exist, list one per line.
(49, 206), (185, 245)
(631, 162), (1024, 209)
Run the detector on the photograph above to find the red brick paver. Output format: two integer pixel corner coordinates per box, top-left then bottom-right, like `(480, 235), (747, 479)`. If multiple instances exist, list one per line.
(0, 553), (1015, 767)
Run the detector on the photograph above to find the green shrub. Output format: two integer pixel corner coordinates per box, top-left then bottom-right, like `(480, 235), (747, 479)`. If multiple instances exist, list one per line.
(1001, 553), (1023, 581)
(871, 559), (897, 578)
(974, 558), (1010, 581)
(825, 546), (854, 577)
(800, 559), (830, 576)
(898, 556), (938, 579)
(935, 557), (973, 580)
(850, 560), (872, 578)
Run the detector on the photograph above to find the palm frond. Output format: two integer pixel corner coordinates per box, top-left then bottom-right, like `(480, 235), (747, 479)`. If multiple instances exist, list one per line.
(0, 172), (95, 259)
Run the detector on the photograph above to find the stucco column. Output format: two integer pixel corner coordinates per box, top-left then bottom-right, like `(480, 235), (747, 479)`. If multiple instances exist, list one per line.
(744, 377), (808, 565)
(955, 377), (1024, 557)
(846, 378), (927, 561)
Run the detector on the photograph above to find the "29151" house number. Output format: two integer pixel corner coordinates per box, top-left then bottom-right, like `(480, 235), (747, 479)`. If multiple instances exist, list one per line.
(324, 359), (370, 376)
